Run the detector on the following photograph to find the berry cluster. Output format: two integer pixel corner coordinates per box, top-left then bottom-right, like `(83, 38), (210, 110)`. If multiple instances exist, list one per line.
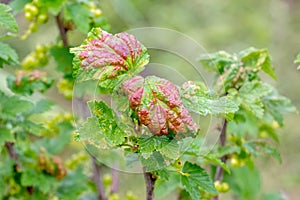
(22, 0), (48, 39)
(57, 78), (74, 99)
(21, 44), (49, 70)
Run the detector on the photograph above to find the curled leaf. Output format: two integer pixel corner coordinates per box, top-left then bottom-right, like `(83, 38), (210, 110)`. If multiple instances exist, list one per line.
(70, 28), (149, 93)
(122, 76), (199, 135)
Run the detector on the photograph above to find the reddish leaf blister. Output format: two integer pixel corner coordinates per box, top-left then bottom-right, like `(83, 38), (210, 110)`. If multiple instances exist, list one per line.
(122, 76), (199, 135)
(73, 28), (148, 82)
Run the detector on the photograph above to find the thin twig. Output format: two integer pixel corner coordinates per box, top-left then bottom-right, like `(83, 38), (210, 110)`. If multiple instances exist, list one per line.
(110, 163), (119, 194)
(212, 119), (227, 200)
(5, 142), (22, 171)
(55, 14), (68, 47)
(143, 167), (157, 200)
(92, 156), (107, 200)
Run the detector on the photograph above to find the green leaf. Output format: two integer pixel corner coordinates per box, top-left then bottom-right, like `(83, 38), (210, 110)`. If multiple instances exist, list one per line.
(25, 99), (54, 115)
(0, 91), (34, 119)
(141, 151), (165, 172)
(203, 154), (230, 173)
(0, 42), (19, 67)
(35, 122), (73, 154)
(138, 135), (170, 154)
(239, 47), (277, 79)
(0, 128), (14, 147)
(155, 172), (181, 197)
(71, 28), (149, 93)
(243, 142), (282, 164)
(65, 2), (92, 33)
(226, 163), (261, 200)
(181, 81), (239, 116)
(57, 166), (90, 200)
(262, 192), (285, 200)
(199, 51), (235, 73)
(263, 90), (297, 126)
(0, 3), (18, 33)
(21, 169), (58, 193)
(180, 162), (217, 200)
(88, 100), (126, 146)
(9, 0), (31, 14)
(236, 81), (273, 118)
(50, 46), (74, 78)
(39, 0), (66, 15)
(77, 116), (108, 149)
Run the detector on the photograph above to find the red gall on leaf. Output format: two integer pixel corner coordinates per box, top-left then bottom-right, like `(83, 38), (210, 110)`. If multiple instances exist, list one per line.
(70, 28), (149, 93)
(122, 76), (199, 135)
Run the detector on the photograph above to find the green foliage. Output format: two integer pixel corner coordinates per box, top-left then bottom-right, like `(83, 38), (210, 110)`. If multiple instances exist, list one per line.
(0, 42), (19, 67)
(0, 3), (18, 34)
(181, 80), (239, 116)
(180, 162), (217, 199)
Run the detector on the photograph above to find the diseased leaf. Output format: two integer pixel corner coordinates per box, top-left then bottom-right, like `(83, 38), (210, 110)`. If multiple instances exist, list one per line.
(88, 100), (126, 146)
(0, 42), (19, 67)
(199, 51), (235, 73)
(0, 4), (18, 33)
(233, 81), (273, 118)
(77, 116), (108, 149)
(239, 47), (276, 79)
(122, 76), (199, 135)
(180, 162), (217, 200)
(7, 70), (53, 95)
(181, 81), (239, 116)
(71, 28), (149, 93)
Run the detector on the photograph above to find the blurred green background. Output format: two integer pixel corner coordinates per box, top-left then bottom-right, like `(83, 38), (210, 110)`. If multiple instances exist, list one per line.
(4, 0), (300, 199)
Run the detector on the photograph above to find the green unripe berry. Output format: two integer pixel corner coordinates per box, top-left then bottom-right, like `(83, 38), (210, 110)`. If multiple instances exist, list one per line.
(93, 9), (102, 17)
(24, 4), (33, 12)
(221, 182), (230, 193)
(29, 23), (38, 32)
(108, 194), (120, 200)
(29, 5), (39, 16)
(214, 181), (222, 192)
(37, 13), (48, 24)
(126, 191), (138, 200)
(24, 12), (33, 21)
(230, 157), (240, 167)
(103, 174), (112, 186)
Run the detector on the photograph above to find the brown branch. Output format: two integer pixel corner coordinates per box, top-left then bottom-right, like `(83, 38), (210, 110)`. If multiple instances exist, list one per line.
(5, 142), (22, 171)
(143, 167), (157, 200)
(110, 163), (119, 194)
(211, 119), (227, 200)
(55, 14), (68, 47)
(91, 156), (107, 200)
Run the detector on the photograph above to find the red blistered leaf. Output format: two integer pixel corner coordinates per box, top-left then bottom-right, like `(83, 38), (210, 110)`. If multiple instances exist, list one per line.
(122, 76), (199, 135)
(71, 28), (149, 93)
